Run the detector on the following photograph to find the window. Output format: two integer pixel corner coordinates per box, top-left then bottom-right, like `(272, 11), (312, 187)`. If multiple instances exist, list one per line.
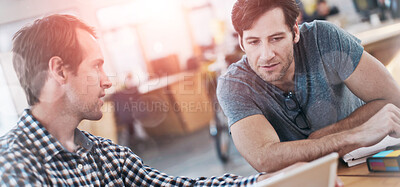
(0, 58), (18, 136)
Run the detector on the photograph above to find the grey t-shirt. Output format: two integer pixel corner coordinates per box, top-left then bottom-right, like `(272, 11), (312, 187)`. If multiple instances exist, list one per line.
(217, 21), (365, 141)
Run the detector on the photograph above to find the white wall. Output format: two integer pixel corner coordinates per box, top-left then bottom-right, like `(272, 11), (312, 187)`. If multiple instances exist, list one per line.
(326, 0), (361, 25)
(0, 0), (199, 109)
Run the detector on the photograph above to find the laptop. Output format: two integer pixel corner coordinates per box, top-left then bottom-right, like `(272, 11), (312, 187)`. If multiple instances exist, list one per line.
(255, 152), (339, 187)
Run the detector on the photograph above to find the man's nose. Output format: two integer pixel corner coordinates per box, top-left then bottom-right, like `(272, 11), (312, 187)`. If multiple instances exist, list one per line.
(101, 73), (112, 89)
(261, 44), (275, 61)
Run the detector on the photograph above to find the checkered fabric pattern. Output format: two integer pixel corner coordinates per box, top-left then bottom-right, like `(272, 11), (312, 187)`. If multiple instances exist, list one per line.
(0, 109), (260, 186)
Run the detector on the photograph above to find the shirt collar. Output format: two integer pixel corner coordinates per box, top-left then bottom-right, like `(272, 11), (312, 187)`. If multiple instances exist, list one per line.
(18, 109), (93, 162)
(74, 128), (93, 151)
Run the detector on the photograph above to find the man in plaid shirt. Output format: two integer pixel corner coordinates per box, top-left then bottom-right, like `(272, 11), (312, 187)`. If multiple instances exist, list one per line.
(0, 14), (285, 186)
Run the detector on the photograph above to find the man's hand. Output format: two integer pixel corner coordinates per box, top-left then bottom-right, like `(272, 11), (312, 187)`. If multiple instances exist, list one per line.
(351, 103), (400, 147)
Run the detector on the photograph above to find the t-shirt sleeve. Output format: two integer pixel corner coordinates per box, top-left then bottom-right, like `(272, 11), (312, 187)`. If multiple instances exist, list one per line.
(315, 21), (364, 81)
(217, 77), (263, 127)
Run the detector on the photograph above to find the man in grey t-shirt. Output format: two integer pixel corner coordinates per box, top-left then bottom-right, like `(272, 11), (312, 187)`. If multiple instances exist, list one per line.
(217, 0), (400, 173)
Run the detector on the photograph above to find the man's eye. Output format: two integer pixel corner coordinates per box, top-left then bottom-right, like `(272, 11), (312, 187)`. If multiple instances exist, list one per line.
(271, 37), (283, 42)
(248, 40), (260, 45)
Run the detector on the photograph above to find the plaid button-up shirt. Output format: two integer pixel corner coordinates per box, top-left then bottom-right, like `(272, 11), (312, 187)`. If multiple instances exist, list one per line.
(0, 109), (260, 186)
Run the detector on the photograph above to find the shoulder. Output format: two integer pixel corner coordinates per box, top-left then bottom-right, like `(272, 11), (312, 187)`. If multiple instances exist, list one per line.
(82, 130), (120, 149)
(82, 130), (113, 144)
(0, 126), (29, 157)
(301, 20), (359, 42)
(0, 127), (17, 150)
(300, 20), (340, 34)
(0, 149), (32, 170)
(218, 56), (261, 93)
(0, 149), (43, 185)
(0, 131), (40, 178)
(80, 131), (143, 167)
(220, 56), (254, 80)
(82, 130), (131, 156)
(299, 20), (344, 42)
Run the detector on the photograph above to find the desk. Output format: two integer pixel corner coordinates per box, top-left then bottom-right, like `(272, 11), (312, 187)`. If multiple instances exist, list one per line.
(338, 160), (400, 186)
(338, 160), (400, 177)
(340, 176), (400, 187)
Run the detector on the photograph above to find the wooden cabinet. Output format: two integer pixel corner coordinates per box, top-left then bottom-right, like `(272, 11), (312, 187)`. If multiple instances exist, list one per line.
(80, 70), (214, 142)
(140, 71), (213, 137)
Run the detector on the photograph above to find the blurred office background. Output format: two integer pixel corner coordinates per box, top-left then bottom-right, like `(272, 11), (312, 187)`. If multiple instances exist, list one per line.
(1, 0), (400, 178)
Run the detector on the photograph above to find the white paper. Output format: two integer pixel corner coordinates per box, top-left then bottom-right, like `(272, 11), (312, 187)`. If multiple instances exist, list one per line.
(345, 156), (368, 167)
(342, 136), (400, 166)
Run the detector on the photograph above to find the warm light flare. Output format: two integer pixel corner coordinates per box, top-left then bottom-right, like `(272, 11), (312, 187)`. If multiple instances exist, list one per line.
(97, 0), (181, 28)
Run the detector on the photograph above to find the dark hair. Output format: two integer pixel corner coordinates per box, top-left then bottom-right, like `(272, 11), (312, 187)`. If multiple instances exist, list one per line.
(12, 14), (96, 106)
(232, 0), (300, 37)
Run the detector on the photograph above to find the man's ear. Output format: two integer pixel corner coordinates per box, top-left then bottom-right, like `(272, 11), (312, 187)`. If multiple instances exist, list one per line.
(238, 34), (245, 52)
(293, 21), (300, 43)
(48, 56), (67, 84)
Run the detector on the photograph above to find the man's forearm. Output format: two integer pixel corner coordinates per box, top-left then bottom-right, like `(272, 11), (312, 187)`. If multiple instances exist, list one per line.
(255, 129), (360, 172)
(235, 104), (400, 173)
(308, 100), (387, 139)
(260, 103), (400, 172)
